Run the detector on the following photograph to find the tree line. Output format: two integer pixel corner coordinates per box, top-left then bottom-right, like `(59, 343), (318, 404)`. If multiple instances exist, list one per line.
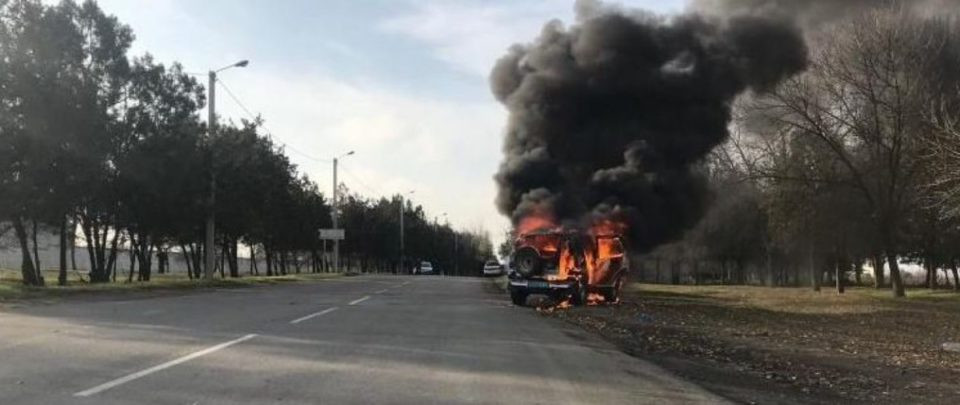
(647, 7), (960, 297)
(0, 0), (493, 286)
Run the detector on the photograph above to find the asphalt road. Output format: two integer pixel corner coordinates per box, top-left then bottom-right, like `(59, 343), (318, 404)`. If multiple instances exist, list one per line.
(0, 275), (728, 404)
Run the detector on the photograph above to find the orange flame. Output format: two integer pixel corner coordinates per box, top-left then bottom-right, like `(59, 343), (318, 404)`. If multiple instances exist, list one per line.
(590, 219), (627, 237)
(587, 293), (606, 305)
(517, 211), (559, 235)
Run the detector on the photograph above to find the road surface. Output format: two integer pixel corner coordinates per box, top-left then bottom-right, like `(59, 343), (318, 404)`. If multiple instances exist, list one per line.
(0, 275), (728, 404)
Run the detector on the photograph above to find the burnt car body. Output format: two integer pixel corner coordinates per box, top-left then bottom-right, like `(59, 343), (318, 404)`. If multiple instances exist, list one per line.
(507, 229), (627, 306)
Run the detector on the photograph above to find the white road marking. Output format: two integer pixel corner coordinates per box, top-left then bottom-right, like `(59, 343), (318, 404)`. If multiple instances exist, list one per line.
(348, 296), (370, 306)
(73, 334), (258, 397)
(374, 289), (388, 294)
(289, 307), (339, 324)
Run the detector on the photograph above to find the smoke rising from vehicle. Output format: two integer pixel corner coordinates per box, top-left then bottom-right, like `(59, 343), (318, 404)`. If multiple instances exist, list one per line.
(491, 0), (807, 252)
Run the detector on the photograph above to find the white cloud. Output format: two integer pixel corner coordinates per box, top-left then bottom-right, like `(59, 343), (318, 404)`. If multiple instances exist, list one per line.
(380, 2), (566, 78)
(380, 0), (687, 79)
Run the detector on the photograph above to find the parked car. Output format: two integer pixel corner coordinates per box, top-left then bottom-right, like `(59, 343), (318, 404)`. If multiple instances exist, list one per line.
(508, 229), (627, 306)
(419, 261), (434, 275)
(482, 260), (503, 277)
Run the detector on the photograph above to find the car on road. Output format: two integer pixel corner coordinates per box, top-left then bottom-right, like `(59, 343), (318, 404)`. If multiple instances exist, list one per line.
(508, 229), (627, 306)
(419, 261), (435, 275)
(482, 260), (503, 277)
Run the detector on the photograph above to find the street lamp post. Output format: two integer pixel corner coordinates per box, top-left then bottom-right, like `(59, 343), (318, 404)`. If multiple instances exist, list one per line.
(437, 212), (447, 276)
(332, 151), (354, 273)
(399, 190), (415, 274)
(205, 59), (248, 281)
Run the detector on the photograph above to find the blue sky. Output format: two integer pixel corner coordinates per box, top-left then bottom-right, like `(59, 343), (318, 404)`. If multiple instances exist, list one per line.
(89, 0), (687, 244)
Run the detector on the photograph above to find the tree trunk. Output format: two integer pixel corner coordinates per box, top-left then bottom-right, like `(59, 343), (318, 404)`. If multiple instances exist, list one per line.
(58, 216), (68, 286)
(951, 261), (960, 292)
(31, 219), (41, 280)
(809, 246), (820, 292)
(136, 238), (154, 282)
(930, 259), (938, 289)
(70, 218), (77, 271)
(230, 239), (239, 278)
(224, 238), (239, 278)
(127, 248), (136, 283)
(182, 244), (193, 280)
(251, 247), (259, 275)
(265, 248), (274, 276)
(105, 229), (120, 282)
(888, 253), (905, 297)
(194, 243), (203, 279)
(835, 259), (845, 294)
(853, 258), (863, 286)
(81, 220), (99, 281)
(12, 217), (43, 286)
(872, 255), (885, 288)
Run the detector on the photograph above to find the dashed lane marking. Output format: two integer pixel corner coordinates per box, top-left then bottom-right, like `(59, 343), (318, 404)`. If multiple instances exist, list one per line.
(74, 334), (258, 397)
(289, 307), (339, 324)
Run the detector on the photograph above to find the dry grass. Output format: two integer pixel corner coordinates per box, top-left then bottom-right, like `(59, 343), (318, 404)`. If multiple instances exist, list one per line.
(628, 283), (960, 315)
(551, 283), (960, 404)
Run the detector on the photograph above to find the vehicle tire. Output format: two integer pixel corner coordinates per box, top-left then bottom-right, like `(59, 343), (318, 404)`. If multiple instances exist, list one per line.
(510, 289), (528, 306)
(570, 278), (587, 306)
(513, 247), (543, 277)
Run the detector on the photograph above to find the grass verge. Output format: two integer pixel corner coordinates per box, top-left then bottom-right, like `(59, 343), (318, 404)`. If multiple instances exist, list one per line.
(0, 269), (342, 303)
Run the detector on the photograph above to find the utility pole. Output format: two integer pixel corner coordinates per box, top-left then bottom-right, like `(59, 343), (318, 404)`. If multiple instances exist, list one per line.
(204, 71), (217, 281)
(332, 157), (339, 273)
(331, 151), (354, 273)
(399, 190), (414, 274)
(204, 60), (248, 281)
(399, 197), (404, 273)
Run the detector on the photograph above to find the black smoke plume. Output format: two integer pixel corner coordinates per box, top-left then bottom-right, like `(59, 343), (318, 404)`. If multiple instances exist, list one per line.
(491, 0), (807, 252)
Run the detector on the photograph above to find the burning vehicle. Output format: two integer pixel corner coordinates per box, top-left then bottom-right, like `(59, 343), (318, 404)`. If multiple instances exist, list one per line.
(492, 0), (808, 309)
(508, 223), (628, 307)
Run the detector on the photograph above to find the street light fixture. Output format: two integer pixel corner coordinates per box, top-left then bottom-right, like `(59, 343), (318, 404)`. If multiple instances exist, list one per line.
(331, 150), (355, 273)
(204, 59), (249, 281)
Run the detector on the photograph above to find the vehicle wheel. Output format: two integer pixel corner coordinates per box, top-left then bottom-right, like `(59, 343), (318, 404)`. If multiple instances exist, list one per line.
(510, 289), (528, 306)
(513, 247), (543, 277)
(570, 278), (587, 306)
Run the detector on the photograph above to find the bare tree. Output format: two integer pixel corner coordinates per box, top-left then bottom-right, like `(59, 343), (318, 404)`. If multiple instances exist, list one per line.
(739, 9), (959, 297)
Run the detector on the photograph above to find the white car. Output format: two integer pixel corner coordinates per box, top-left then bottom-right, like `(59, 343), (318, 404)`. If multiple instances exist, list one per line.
(419, 261), (434, 275)
(482, 260), (503, 277)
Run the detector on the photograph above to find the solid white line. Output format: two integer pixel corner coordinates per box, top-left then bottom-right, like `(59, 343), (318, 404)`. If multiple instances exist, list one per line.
(374, 289), (389, 294)
(73, 334), (258, 397)
(289, 307), (339, 324)
(348, 296), (370, 305)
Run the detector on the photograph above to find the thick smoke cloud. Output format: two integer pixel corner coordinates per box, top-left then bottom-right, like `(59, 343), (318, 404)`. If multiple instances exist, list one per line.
(491, 0), (807, 253)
